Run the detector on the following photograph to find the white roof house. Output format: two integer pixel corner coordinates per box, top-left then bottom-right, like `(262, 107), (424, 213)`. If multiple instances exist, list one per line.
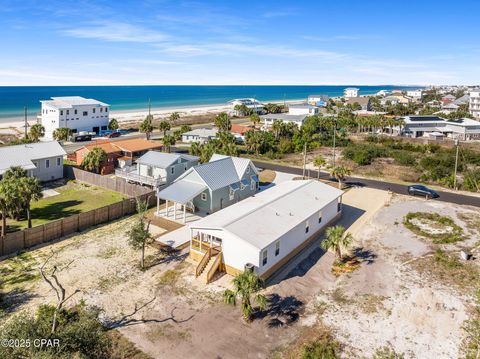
(40, 96), (109, 108)
(288, 104), (320, 116)
(189, 180), (343, 281)
(401, 116), (480, 140)
(228, 98), (265, 114)
(344, 88), (359, 98)
(260, 113), (307, 128)
(0, 141), (66, 181)
(181, 128), (218, 143)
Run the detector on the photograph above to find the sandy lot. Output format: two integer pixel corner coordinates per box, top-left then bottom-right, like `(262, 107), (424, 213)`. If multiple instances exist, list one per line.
(1, 186), (479, 358)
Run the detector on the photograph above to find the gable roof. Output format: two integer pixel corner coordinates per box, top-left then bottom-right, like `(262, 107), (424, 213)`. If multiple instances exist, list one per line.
(345, 97), (370, 106)
(137, 151), (198, 168)
(109, 139), (162, 153)
(0, 141), (66, 175)
(190, 180), (343, 250)
(209, 154), (256, 179)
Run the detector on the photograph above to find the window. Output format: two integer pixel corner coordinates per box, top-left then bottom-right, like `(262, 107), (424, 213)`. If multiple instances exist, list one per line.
(318, 211), (322, 224)
(105, 108), (108, 112)
(83, 111), (88, 116)
(305, 220), (309, 234)
(240, 183), (246, 191)
(250, 179), (255, 190)
(66, 110), (69, 115)
(74, 109), (77, 115)
(275, 241), (280, 256)
(171, 167), (175, 174)
(246, 166), (250, 174)
(101, 126), (107, 130)
(45, 159), (50, 168)
(262, 249), (268, 266)
(100, 108), (103, 112)
(229, 188), (234, 200)
(93, 108), (96, 113)
(337, 198), (342, 212)
(147, 166), (153, 177)
(56, 157), (61, 166)
(201, 192), (207, 201)
(60, 110), (63, 115)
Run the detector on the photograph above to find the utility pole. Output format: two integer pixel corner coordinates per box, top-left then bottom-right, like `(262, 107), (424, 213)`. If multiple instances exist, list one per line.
(332, 119), (337, 167)
(302, 142), (307, 179)
(24, 106), (28, 138)
(453, 138), (460, 190)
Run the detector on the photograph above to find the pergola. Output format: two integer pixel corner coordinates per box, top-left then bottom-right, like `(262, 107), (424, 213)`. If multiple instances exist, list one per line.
(156, 180), (207, 223)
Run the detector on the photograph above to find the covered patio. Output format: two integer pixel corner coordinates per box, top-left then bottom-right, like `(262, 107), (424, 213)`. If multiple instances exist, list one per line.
(156, 180), (207, 224)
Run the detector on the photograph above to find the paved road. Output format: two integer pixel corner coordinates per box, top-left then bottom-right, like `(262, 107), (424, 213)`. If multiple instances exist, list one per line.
(253, 160), (480, 208)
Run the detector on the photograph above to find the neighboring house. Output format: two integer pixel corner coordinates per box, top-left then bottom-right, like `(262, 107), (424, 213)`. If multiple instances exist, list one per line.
(407, 89), (423, 99)
(189, 180), (343, 281)
(400, 116), (480, 140)
(380, 95), (410, 106)
(156, 154), (259, 223)
(0, 141), (66, 182)
(228, 98), (265, 114)
(181, 128), (218, 143)
(454, 94), (470, 106)
(469, 89), (480, 119)
(307, 94), (329, 106)
(40, 96), (110, 139)
(71, 138), (162, 174)
(440, 103), (460, 113)
(261, 113), (307, 129)
(345, 97), (372, 111)
(288, 104), (320, 115)
(441, 94), (456, 104)
(376, 90), (390, 96)
(230, 123), (254, 136)
(344, 88), (359, 98)
(116, 151), (199, 187)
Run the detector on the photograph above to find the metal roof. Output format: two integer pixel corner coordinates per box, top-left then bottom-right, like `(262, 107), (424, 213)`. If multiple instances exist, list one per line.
(260, 114), (307, 122)
(193, 157), (242, 191)
(209, 154), (256, 179)
(137, 151), (198, 168)
(190, 180), (343, 250)
(157, 180), (207, 204)
(182, 128), (218, 137)
(41, 96), (109, 108)
(0, 141), (66, 174)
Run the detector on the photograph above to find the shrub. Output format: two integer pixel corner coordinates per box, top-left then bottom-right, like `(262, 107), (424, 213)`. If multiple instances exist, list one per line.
(0, 304), (111, 359)
(301, 338), (340, 359)
(403, 212), (464, 244)
(277, 138), (295, 154)
(372, 346), (405, 359)
(391, 150), (416, 166)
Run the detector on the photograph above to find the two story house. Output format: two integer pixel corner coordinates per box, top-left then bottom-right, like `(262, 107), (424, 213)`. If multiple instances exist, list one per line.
(156, 154), (259, 223)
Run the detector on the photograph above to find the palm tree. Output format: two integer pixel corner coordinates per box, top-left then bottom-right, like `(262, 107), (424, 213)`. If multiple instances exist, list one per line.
(159, 120), (171, 137)
(189, 141), (203, 157)
(250, 113), (261, 128)
(19, 176), (43, 228)
(162, 134), (176, 153)
(214, 112), (231, 132)
(321, 225), (353, 262)
(330, 166), (351, 189)
(223, 270), (267, 321)
(82, 147), (107, 174)
(169, 112), (180, 126)
(28, 124), (45, 142)
(53, 128), (72, 141)
(271, 120), (282, 140)
(180, 124), (192, 133)
(108, 118), (119, 131)
(313, 155), (326, 179)
(139, 115), (154, 140)
(3, 166), (28, 180)
(0, 179), (17, 236)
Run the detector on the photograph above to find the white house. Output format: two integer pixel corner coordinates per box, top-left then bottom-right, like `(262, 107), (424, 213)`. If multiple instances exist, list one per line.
(261, 113), (307, 129)
(307, 95), (329, 106)
(288, 104), (320, 116)
(406, 89), (423, 99)
(228, 98), (265, 114)
(0, 141), (66, 182)
(40, 96), (110, 139)
(400, 116), (480, 140)
(181, 128), (218, 143)
(344, 88), (359, 98)
(469, 89), (480, 119)
(189, 180), (343, 282)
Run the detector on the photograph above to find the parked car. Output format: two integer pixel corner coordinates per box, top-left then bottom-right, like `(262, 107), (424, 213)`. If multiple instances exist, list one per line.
(106, 131), (121, 138)
(407, 185), (439, 199)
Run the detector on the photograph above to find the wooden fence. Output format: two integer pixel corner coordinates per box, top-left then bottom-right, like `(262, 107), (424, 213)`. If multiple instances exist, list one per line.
(0, 166), (157, 258)
(0, 194), (156, 258)
(64, 165), (153, 197)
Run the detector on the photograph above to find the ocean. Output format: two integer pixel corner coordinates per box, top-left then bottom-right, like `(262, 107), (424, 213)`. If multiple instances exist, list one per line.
(0, 85), (420, 123)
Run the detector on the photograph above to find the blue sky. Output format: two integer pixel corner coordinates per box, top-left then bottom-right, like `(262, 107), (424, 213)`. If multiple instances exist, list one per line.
(0, 0), (479, 86)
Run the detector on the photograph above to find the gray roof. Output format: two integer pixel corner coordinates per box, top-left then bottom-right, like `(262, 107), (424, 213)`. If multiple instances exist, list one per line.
(289, 104), (318, 109)
(209, 154), (256, 179)
(454, 94), (470, 105)
(260, 114), (307, 122)
(40, 96), (109, 108)
(0, 141), (66, 174)
(182, 128), (218, 138)
(157, 180), (207, 204)
(345, 97), (370, 105)
(137, 151), (198, 168)
(193, 157), (243, 191)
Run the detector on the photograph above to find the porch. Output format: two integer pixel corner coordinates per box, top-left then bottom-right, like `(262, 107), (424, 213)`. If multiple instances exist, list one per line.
(115, 165), (165, 187)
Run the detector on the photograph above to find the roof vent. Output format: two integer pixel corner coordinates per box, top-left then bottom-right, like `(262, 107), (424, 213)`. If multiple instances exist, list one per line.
(289, 212), (293, 216)
(275, 212), (279, 216)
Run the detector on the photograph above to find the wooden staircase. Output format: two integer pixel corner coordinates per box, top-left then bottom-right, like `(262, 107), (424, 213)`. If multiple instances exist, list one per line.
(196, 246), (222, 284)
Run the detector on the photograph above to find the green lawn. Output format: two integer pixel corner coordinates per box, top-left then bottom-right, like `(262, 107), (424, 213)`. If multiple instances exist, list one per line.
(7, 180), (126, 230)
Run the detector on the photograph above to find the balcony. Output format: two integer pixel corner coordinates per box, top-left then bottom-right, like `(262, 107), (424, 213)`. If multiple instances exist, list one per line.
(115, 165), (165, 188)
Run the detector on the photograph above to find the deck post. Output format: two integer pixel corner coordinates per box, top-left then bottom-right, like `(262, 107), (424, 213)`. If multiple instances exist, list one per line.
(183, 204), (186, 223)
(173, 202), (177, 220)
(200, 232), (202, 253)
(156, 193), (160, 215)
(165, 200), (169, 217)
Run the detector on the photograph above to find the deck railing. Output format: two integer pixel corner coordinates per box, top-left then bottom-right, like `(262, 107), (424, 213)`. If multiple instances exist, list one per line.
(195, 245), (222, 278)
(115, 167), (165, 188)
(206, 251), (223, 283)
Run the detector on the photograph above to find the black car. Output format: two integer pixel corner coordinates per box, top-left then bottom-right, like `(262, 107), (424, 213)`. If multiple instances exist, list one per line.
(407, 185), (439, 199)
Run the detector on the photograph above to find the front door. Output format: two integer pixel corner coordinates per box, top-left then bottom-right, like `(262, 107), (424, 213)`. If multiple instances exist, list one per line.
(220, 198), (224, 209)
(93, 126), (100, 134)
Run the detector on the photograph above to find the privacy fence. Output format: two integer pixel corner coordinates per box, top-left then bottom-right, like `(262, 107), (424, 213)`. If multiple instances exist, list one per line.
(0, 166), (156, 258)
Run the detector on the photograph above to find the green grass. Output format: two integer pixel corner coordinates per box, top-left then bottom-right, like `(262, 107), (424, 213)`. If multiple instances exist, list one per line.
(7, 180), (125, 230)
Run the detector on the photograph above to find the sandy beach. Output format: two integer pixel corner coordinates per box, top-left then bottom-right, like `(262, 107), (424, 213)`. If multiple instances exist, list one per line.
(0, 99), (303, 134)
